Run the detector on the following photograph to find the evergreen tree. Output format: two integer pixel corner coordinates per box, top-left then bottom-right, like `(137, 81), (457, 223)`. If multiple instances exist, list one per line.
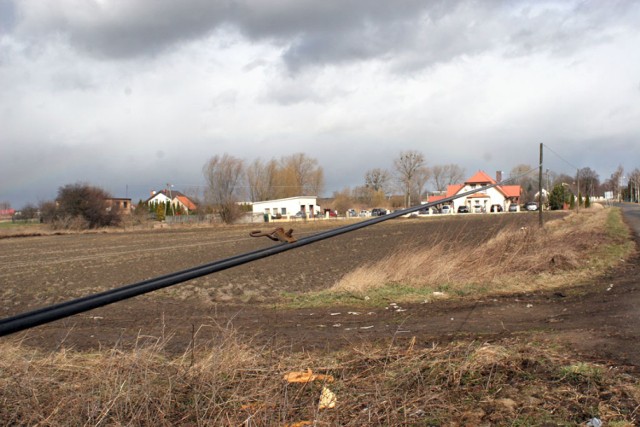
(156, 202), (165, 221)
(585, 194), (591, 208)
(570, 194), (575, 209)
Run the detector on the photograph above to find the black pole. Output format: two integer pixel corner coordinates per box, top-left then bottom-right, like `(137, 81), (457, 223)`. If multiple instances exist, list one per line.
(539, 143), (544, 227)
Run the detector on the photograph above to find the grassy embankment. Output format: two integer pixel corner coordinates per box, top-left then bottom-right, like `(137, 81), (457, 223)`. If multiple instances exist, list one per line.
(284, 207), (635, 307)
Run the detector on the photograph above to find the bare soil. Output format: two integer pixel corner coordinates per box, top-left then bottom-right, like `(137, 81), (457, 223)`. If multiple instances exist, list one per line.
(2, 209), (640, 373)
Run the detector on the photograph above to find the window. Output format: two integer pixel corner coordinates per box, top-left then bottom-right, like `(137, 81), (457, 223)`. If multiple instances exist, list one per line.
(281, 207), (287, 215)
(264, 208), (270, 214)
(123, 201), (128, 209)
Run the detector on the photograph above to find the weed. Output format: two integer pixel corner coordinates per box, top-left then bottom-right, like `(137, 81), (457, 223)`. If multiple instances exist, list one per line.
(1, 335), (637, 425)
(558, 362), (604, 385)
(325, 208), (634, 305)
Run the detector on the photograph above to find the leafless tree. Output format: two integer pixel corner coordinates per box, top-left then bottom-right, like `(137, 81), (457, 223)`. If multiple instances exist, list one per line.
(202, 154), (245, 223)
(276, 153), (324, 198)
(509, 164), (537, 202)
(414, 167), (431, 202)
(577, 167), (600, 197)
(394, 150), (425, 207)
(628, 168), (640, 203)
(603, 165), (625, 200)
(246, 158), (278, 202)
(364, 168), (390, 193)
(430, 164), (465, 192)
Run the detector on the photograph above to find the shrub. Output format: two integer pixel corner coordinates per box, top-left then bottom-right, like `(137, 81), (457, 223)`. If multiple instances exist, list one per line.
(43, 183), (121, 229)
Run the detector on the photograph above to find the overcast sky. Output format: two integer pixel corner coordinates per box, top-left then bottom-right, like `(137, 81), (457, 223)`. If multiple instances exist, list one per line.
(1, 0), (639, 207)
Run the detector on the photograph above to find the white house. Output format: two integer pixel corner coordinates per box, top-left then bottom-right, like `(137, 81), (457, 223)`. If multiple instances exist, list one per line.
(146, 190), (173, 205)
(428, 171), (522, 213)
(252, 196), (319, 218)
(146, 189), (197, 214)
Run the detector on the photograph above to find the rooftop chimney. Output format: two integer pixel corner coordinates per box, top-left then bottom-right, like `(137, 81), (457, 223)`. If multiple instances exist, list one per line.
(496, 171), (503, 183)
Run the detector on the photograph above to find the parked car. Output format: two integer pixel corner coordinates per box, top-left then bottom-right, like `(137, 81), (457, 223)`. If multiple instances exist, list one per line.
(294, 211), (305, 218)
(417, 208), (430, 215)
(359, 210), (370, 217)
(490, 204), (503, 212)
(346, 209), (357, 217)
(371, 208), (387, 216)
(508, 204), (518, 212)
(524, 202), (538, 211)
(457, 206), (469, 213)
(440, 205), (451, 214)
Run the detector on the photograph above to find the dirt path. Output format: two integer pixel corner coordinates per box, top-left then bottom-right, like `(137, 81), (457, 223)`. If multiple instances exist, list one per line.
(6, 208), (640, 371)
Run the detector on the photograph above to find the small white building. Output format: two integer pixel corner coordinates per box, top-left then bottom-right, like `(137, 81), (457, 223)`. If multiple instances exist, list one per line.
(252, 196), (319, 218)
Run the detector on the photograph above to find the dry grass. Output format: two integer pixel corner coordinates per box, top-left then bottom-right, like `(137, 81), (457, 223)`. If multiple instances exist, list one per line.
(1, 329), (639, 426)
(332, 208), (634, 298)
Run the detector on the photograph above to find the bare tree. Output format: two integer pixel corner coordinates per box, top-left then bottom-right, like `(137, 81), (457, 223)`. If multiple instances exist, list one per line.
(332, 187), (354, 213)
(509, 164), (537, 202)
(202, 154), (245, 223)
(394, 150), (425, 207)
(276, 153), (324, 198)
(430, 164), (465, 192)
(577, 167), (600, 197)
(604, 165), (625, 200)
(414, 167), (431, 202)
(364, 168), (390, 193)
(246, 158), (278, 202)
(628, 168), (640, 203)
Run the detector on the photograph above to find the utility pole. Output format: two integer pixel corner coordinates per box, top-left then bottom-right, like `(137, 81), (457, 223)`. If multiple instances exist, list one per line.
(539, 143), (543, 227)
(576, 170), (580, 213)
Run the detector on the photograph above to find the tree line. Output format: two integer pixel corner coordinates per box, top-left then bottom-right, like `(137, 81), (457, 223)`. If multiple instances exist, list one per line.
(9, 152), (639, 228)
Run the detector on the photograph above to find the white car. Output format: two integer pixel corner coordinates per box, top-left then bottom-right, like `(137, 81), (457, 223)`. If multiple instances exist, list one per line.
(524, 202), (538, 211)
(440, 205), (451, 214)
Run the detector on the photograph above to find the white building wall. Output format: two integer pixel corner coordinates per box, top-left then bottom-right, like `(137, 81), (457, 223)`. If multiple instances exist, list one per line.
(451, 186), (508, 212)
(148, 193), (172, 205)
(252, 196), (318, 217)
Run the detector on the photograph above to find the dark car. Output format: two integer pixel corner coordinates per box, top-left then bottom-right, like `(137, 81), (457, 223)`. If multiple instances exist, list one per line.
(457, 206), (469, 213)
(371, 208), (387, 216)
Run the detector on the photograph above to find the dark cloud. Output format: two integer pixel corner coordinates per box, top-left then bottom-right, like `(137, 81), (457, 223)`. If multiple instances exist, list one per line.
(12, 0), (639, 72)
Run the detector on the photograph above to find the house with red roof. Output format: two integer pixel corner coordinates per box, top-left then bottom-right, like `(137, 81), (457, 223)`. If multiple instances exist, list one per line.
(427, 171), (521, 213)
(145, 189), (198, 214)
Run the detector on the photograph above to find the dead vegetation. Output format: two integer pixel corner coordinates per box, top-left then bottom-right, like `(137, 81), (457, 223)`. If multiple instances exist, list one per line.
(1, 327), (638, 426)
(332, 208), (634, 298)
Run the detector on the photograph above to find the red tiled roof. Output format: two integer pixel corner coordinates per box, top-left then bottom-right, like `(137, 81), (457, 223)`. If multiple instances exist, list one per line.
(446, 184), (464, 197)
(500, 185), (521, 198)
(427, 195), (446, 203)
(465, 170), (496, 185)
(175, 195), (197, 211)
(445, 171), (522, 199)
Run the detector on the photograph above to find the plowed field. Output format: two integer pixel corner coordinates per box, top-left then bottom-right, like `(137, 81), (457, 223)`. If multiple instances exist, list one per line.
(2, 209), (640, 372)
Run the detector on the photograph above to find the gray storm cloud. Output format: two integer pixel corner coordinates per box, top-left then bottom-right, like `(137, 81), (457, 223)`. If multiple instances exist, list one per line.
(2, 0), (640, 208)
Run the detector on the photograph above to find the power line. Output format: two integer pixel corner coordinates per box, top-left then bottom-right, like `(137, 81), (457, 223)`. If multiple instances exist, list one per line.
(542, 144), (580, 172)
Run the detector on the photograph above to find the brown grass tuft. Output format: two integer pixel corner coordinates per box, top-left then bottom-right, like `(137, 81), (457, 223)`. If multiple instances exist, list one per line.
(1, 334), (638, 425)
(332, 209), (633, 297)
